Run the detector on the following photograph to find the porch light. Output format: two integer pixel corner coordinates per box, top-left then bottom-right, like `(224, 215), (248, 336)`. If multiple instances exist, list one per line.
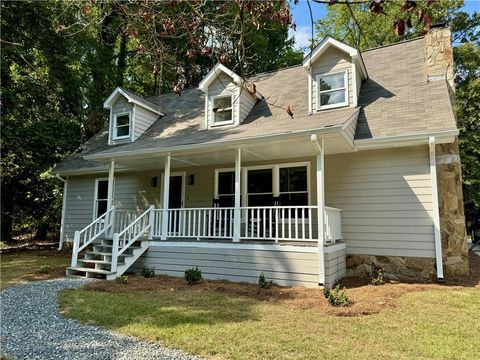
(188, 174), (195, 185)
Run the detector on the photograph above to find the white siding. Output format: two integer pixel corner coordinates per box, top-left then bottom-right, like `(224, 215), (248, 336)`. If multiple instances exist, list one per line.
(134, 106), (158, 140)
(325, 146), (435, 258)
(110, 96), (132, 144)
(239, 87), (257, 123)
(207, 73), (238, 127)
(311, 47), (353, 110)
(132, 244), (320, 287)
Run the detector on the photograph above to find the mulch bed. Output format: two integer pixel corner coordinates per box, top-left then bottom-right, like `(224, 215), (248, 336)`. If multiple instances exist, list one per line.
(83, 252), (480, 317)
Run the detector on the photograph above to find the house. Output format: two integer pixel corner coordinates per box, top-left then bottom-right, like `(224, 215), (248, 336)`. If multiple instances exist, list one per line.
(56, 26), (468, 288)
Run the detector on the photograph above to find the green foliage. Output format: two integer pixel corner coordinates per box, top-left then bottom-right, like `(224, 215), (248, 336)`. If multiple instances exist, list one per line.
(185, 266), (202, 285)
(38, 265), (53, 274)
(116, 276), (128, 285)
(368, 263), (385, 286)
(323, 285), (351, 307)
(258, 272), (273, 289)
(141, 266), (155, 278)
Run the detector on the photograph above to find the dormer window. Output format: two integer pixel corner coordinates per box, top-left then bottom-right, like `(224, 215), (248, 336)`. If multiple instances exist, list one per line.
(316, 70), (348, 110)
(113, 112), (131, 139)
(212, 95), (233, 126)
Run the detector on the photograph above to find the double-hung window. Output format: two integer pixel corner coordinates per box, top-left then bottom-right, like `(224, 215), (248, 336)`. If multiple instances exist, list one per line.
(216, 170), (235, 207)
(212, 95), (233, 125)
(113, 112), (130, 139)
(316, 70), (348, 110)
(279, 166), (308, 206)
(247, 169), (273, 206)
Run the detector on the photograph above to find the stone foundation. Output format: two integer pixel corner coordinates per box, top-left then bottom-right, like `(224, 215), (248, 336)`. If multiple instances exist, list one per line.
(346, 255), (437, 282)
(436, 140), (469, 277)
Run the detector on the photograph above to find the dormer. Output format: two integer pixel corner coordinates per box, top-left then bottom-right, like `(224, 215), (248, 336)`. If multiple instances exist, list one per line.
(303, 37), (368, 114)
(104, 87), (163, 145)
(199, 63), (261, 129)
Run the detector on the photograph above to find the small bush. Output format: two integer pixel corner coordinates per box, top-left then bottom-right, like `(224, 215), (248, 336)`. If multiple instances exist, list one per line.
(141, 266), (155, 278)
(39, 265), (53, 274)
(185, 266), (202, 285)
(116, 275), (128, 284)
(323, 285), (351, 307)
(368, 263), (385, 285)
(258, 272), (273, 289)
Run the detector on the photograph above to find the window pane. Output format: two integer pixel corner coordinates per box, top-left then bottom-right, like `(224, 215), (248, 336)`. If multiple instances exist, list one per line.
(218, 195), (234, 207)
(279, 193), (308, 206)
(116, 125), (130, 137)
(280, 167), (307, 192)
(214, 96), (232, 109)
(248, 169), (272, 193)
(248, 194), (274, 207)
(116, 115), (130, 126)
(97, 200), (108, 216)
(97, 180), (108, 199)
(215, 109), (232, 122)
(218, 171), (235, 195)
(319, 73), (344, 91)
(320, 90), (346, 106)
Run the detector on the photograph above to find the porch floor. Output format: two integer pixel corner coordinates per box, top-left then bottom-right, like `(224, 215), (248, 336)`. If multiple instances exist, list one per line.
(151, 238), (318, 247)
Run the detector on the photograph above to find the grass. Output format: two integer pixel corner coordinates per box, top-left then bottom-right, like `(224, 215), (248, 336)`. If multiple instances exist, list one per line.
(1, 249), (70, 290)
(59, 275), (480, 360)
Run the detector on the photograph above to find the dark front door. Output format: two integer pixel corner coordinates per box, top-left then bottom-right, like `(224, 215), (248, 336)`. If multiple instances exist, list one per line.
(169, 175), (183, 209)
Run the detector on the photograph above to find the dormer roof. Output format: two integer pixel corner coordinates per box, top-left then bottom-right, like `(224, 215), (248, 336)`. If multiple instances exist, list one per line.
(103, 86), (164, 115)
(198, 63), (242, 92)
(302, 36), (368, 79)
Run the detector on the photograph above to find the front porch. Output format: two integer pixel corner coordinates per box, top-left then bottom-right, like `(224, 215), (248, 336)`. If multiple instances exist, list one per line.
(66, 133), (349, 286)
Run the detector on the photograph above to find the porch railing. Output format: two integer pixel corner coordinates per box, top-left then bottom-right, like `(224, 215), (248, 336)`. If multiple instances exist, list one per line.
(325, 206), (342, 243)
(71, 206), (115, 267)
(114, 210), (142, 233)
(111, 205), (154, 272)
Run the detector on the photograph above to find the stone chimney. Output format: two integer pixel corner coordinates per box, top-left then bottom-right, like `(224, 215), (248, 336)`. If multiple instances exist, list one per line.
(424, 25), (455, 92)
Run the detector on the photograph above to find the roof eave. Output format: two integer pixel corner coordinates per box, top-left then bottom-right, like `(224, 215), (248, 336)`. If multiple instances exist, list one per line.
(103, 87), (164, 115)
(198, 63), (242, 92)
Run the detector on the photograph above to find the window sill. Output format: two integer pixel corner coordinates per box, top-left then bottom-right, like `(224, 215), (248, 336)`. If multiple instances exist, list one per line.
(316, 102), (349, 111)
(210, 121), (235, 127)
(112, 135), (131, 141)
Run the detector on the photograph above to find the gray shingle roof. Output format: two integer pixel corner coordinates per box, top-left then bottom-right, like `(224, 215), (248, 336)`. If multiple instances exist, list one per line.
(55, 36), (457, 173)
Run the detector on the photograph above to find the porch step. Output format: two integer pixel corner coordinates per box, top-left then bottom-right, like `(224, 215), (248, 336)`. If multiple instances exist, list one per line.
(66, 266), (117, 280)
(79, 259), (125, 266)
(66, 266), (114, 275)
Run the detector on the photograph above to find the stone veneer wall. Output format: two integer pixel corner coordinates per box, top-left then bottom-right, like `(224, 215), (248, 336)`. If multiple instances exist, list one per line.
(436, 140), (469, 276)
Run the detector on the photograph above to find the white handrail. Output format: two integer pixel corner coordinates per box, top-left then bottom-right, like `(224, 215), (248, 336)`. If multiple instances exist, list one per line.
(111, 205), (154, 272)
(71, 207), (115, 267)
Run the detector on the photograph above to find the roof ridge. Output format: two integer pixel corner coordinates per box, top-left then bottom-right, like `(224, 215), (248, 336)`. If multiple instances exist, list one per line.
(361, 36), (425, 53)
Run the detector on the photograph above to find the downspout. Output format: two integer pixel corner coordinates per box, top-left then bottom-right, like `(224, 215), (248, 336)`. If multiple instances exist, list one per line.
(429, 137), (444, 281)
(56, 173), (68, 251)
(310, 134), (326, 285)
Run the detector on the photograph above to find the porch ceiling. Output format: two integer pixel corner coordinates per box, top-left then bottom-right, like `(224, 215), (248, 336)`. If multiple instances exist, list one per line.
(111, 132), (352, 171)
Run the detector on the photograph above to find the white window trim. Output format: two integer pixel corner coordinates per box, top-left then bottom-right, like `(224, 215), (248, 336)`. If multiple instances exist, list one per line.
(210, 94), (234, 127)
(93, 177), (111, 220)
(241, 162), (311, 207)
(112, 111), (131, 140)
(316, 70), (349, 111)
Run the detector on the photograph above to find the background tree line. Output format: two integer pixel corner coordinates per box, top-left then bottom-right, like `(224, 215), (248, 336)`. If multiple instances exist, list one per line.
(1, 0), (478, 242)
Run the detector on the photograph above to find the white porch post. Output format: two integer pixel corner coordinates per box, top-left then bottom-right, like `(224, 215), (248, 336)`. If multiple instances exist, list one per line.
(233, 148), (242, 242)
(107, 160), (115, 237)
(429, 137), (444, 280)
(161, 154), (171, 240)
(311, 135), (326, 285)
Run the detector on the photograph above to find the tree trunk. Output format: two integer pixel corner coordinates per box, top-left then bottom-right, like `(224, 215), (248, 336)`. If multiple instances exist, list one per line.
(117, 32), (127, 87)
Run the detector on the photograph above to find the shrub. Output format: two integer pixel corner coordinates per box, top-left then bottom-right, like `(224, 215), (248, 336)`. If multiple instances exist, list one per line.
(368, 263), (385, 285)
(141, 266), (155, 278)
(258, 272), (273, 289)
(185, 266), (202, 285)
(116, 275), (128, 284)
(323, 285), (351, 307)
(39, 265), (53, 274)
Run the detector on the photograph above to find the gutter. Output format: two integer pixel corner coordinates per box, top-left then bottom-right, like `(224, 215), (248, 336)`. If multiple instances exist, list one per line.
(56, 174), (68, 251)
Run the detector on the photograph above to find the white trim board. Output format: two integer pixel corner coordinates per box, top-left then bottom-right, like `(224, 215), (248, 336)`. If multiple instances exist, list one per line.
(148, 241), (319, 253)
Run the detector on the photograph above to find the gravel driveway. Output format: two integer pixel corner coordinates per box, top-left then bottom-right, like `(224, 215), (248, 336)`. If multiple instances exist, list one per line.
(1, 278), (199, 360)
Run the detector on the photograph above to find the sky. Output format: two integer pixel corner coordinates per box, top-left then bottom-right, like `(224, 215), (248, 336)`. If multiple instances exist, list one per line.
(289, 0), (480, 50)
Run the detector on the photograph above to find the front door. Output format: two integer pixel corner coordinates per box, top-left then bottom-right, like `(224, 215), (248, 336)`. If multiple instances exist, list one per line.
(169, 175), (184, 209)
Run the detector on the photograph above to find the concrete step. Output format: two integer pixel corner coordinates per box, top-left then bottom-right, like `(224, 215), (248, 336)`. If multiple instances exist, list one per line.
(66, 266), (115, 275)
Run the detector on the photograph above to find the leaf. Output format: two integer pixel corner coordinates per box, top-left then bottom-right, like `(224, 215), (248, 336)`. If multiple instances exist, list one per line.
(418, 9), (425, 24)
(393, 18), (405, 36)
(286, 104), (294, 118)
(369, 1), (385, 14)
(423, 14), (432, 34)
(406, 15), (413, 28)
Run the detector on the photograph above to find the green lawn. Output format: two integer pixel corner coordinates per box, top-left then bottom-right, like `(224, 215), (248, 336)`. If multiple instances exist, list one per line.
(1, 249), (70, 289)
(60, 282), (480, 360)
